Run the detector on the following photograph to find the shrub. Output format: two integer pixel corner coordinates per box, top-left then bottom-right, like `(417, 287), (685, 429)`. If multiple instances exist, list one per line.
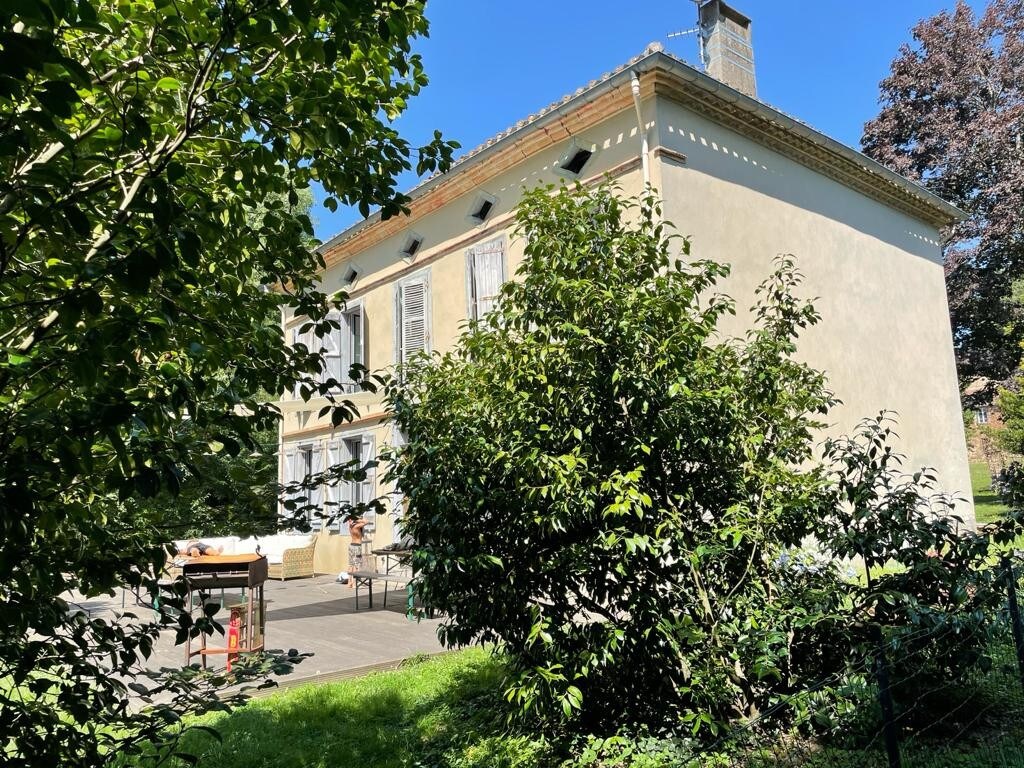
(386, 183), (835, 735)
(813, 416), (1019, 727)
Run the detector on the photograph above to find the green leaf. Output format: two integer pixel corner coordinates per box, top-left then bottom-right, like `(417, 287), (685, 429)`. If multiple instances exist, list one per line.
(154, 76), (182, 91)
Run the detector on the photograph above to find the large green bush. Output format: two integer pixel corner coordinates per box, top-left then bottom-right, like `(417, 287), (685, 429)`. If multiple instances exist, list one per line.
(386, 183), (1023, 741)
(386, 184), (835, 735)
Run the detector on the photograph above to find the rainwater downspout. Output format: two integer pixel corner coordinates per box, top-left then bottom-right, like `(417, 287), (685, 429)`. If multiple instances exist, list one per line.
(631, 70), (650, 188)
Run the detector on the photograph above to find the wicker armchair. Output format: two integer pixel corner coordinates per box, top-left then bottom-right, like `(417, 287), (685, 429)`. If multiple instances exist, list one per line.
(267, 542), (316, 581)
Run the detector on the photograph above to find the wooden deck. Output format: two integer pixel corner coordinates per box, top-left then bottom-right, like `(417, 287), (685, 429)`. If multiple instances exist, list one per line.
(67, 574), (446, 687)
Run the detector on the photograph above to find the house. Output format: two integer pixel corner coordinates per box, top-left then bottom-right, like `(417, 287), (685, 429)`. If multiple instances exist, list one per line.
(279, 2), (973, 574)
(963, 377), (1009, 469)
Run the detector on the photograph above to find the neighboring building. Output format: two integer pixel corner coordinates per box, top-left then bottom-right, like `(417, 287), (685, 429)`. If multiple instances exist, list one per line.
(963, 377), (1008, 468)
(280, 4), (973, 573)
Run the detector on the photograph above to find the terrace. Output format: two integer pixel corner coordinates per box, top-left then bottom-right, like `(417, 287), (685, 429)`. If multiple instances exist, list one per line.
(67, 575), (446, 686)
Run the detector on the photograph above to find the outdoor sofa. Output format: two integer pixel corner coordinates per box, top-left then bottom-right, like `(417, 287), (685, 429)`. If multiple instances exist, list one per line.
(171, 533), (317, 580)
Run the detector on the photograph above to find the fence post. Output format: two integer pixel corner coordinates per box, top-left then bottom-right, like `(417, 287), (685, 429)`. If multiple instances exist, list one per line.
(871, 623), (902, 768)
(1003, 556), (1024, 696)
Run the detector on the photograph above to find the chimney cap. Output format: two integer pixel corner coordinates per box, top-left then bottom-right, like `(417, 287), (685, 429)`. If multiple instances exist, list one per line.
(703, 0), (752, 26)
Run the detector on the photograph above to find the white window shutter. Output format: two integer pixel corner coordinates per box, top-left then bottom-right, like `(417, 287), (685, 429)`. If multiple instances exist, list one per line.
(352, 306), (365, 368)
(282, 445), (297, 511)
(324, 439), (341, 508)
(308, 443), (324, 530)
(321, 312), (343, 390)
(290, 327), (303, 399)
(397, 274), (430, 363)
(360, 434), (376, 525)
(467, 237), (505, 320)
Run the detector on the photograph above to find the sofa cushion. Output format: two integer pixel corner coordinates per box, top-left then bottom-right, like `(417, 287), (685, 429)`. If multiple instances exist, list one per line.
(259, 535), (285, 558)
(282, 533), (315, 550)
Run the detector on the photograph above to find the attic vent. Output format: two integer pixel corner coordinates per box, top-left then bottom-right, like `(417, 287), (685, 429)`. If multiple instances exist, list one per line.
(343, 266), (359, 285)
(559, 147), (593, 176)
(400, 232), (423, 262)
(468, 193), (496, 224)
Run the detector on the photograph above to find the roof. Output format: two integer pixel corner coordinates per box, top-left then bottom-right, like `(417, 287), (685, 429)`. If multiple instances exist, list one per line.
(963, 377), (994, 398)
(317, 44), (965, 256)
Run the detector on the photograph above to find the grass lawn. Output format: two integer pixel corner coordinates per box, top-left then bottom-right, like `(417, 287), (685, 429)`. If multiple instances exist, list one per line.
(146, 645), (1024, 768)
(970, 462), (1011, 524)
(160, 648), (550, 768)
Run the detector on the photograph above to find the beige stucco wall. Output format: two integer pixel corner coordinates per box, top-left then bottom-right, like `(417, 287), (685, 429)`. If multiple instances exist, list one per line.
(280, 91), (975, 574)
(281, 109), (649, 572)
(654, 97), (974, 525)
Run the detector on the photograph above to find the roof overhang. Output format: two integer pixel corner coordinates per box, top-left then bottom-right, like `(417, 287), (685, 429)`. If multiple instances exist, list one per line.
(317, 47), (965, 266)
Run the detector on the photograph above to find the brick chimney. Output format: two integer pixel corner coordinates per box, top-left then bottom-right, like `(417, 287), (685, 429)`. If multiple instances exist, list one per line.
(699, 0), (757, 98)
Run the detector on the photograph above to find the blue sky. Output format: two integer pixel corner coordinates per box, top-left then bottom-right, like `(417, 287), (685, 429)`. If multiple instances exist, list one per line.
(312, 0), (985, 241)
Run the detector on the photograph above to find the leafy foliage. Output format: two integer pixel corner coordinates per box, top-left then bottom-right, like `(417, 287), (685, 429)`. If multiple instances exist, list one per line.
(386, 183), (1024, 742)
(386, 183), (835, 736)
(0, 1), (455, 765)
(862, 0), (1024, 383)
(814, 417), (1017, 714)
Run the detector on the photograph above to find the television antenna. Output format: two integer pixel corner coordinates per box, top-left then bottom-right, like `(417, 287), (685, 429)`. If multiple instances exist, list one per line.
(666, 0), (706, 69)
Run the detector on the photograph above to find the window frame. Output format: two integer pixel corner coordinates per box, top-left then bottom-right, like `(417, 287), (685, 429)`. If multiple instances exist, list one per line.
(465, 235), (507, 322)
(394, 268), (432, 365)
(324, 431), (377, 533)
(554, 139), (599, 179)
(399, 232), (424, 263)
(283, 441), (324, 531)
(286, 300), (365, 397)
(466, 191), (498, 226)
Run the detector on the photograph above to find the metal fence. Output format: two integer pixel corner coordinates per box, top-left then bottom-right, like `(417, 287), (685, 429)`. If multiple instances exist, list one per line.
(670, 552), (1024, 768)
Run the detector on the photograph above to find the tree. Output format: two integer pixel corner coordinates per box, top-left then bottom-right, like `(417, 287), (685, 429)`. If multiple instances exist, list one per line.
(862, 0), (1024, 383)
(385, 183), (835, 735)
(0, 2), (456, 766)
(134, 188), (315, 542)
(385, 184), (1023, 742)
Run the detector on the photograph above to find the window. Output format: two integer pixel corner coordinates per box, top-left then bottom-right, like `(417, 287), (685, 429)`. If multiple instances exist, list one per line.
(328, 306), (365, 392)
(466, 236), (506, 321)
(325, 433), (376, 532)
(559, 148), (593, 175)
(975, 406), (990, 425)
(343, 265), (359, 286)
(395, 270), (431, 364)
(284, 442), (324, 530)
(467, 192), (497, 224)
(289, 322), (314, 399)
(400, 232), (424, 262)
(555, 141), (597, 178)
(289, 304), (365, 396)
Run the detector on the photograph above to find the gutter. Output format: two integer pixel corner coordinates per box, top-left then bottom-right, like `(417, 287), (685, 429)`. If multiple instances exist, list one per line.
(631, 71), (651, 187)
(649, 54), (966, 224)
(316, 47), (965, 257)
(315, 52), (657, 257)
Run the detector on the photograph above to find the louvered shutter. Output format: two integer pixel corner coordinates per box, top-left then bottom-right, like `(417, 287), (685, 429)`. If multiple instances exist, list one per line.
(467, 238), (505, 320)
(351, 306), (364, 368)
(338, 306), (364, 392)
(308, 443), (324, 530)
(319, 312), (342, 391)
(396, 274), (430, 363)
(360, 434), (376, 527)
(324, 439), (341, 519)
(290, 327), (303, 399)
(282, 444), (297, 514)
(386, 428), (406, 544)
